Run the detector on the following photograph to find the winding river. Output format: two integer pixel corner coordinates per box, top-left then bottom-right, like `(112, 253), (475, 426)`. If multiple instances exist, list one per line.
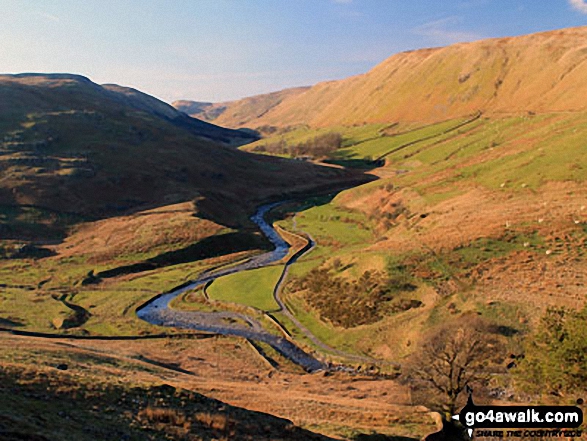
(136, 202), (326, 372)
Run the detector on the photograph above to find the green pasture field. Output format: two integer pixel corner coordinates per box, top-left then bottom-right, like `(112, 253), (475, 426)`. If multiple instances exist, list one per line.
(206, 265), (283, 311)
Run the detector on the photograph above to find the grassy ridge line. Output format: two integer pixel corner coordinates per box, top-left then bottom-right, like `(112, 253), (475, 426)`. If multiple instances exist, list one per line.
(201, 27), (587, 128)
(245, 338), (280, 370)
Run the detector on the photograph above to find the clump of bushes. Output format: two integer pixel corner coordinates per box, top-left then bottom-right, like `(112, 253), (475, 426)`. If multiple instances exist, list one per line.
(291, 265), (421, 328)
(253, 132), (343, 159)
(516, 306), (587, 397)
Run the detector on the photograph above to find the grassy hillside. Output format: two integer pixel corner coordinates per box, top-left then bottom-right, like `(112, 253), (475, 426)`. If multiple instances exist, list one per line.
(180, 26), (587, 129)
(0, 336), (339, 441)
(0, 74), (371, 240)
(0, 74), (256, 146)
(210, 110), (586, 362)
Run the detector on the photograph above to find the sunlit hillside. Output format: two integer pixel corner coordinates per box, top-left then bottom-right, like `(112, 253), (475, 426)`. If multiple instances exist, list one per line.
(178, 27), (587, 129)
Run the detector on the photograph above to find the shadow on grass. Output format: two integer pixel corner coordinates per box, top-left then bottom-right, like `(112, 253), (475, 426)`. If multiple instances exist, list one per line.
(323, 143), (386, 170)
(266, 193), (338, 225)
(490, 324), (520, 337)
(0, 204), (85, 242)
(93, 231), (272, 280)
(0, 365), (340, 441)
(323, 158), (381, 170)
(133, 355), (196, 376)
(0, 317), (25, 328)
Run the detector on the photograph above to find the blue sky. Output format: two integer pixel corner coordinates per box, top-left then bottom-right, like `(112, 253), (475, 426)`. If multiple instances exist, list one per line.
(1, 0), (586, 103)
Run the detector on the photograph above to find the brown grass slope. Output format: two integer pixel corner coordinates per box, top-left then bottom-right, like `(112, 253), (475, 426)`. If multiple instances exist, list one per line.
(0, 333), (430, 440)
(0, 74), (370, 240)
(193, 26), (587, 128)
(0, 361), (335, 441)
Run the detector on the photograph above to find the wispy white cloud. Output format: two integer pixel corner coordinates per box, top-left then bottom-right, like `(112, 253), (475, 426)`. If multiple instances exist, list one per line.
(569, 0), (587, 13)
(412, 17), (482, 46)
(35, 11), (60, 22)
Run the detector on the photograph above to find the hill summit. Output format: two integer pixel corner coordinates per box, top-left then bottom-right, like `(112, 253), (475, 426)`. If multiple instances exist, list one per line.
(175, 26), (587, 129)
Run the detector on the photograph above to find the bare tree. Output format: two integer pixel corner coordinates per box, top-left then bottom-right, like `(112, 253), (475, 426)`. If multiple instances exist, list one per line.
(407, 317), (503, 417)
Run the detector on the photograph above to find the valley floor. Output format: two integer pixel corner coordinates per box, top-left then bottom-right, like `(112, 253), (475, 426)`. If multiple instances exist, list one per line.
(2, 111), (587, 440)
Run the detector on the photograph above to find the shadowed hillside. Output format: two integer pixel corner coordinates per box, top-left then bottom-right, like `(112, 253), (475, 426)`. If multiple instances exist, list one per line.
(178, 26), (587, 129)
(1, 74), (257, 146)
(0, 353), (336, 441)
(0, 74), (371, 240)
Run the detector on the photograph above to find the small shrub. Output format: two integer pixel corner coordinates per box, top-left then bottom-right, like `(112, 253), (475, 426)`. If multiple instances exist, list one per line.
(138, 406), (187, 427)
(194, 412), (232, 430)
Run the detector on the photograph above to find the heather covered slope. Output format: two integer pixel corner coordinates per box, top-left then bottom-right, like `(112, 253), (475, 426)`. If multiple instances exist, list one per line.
(0, 74), (369, 240)
(180, 26), (587, 129)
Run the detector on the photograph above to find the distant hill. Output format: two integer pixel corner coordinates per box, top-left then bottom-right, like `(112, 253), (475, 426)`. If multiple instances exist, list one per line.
(0, 74), (368, 240)
(172, 100), (228, 122)
(2, 74), (257, 147)
(173, 86), (310, 129)
(176, 26), (587, 129)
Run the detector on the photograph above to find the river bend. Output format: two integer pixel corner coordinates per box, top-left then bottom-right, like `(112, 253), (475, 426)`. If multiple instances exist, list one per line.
(136, 202), (325, 372)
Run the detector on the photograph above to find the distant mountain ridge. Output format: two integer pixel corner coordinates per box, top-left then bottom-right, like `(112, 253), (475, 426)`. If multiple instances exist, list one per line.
(173, 86), (310, 129)
(172, 100), (228, 121)
(174, 26), (587, 129)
